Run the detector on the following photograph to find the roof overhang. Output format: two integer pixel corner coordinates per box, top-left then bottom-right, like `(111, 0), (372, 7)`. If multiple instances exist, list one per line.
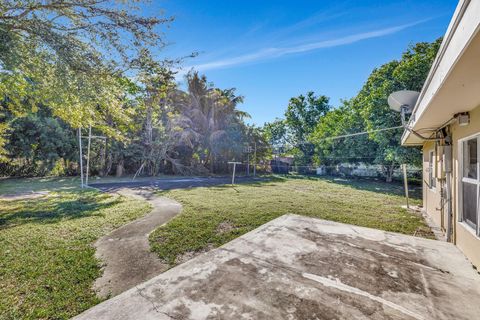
(402, 0), (480, 146)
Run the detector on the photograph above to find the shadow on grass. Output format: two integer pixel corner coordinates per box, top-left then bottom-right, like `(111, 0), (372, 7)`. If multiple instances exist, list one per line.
(277, 174), (422, 200)
(129, 177), (277, 195)
(0, 190), (120, 229)
(226, 174), (422, 200)
(100, 173), (420, 201)
(0, 176), (79, 196)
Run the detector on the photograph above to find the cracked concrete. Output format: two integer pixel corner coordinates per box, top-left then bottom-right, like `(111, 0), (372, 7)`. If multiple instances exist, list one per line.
(76, 214), (480, 319)
(93, 187), (182, 298)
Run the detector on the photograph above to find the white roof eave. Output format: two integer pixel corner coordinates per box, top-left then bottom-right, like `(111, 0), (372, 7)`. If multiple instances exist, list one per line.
(402, 0), (480, 145)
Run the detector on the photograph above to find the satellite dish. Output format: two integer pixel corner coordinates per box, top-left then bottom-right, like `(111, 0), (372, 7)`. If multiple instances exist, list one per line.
(387, 90), (420, 113)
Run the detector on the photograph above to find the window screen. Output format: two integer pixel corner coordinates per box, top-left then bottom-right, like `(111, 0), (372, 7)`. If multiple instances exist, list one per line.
(462, 181), (478, 228)
(463, 139), (477, 179)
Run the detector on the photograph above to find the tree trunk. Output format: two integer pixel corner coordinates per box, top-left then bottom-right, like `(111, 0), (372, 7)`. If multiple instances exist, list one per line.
(209, 153), (214, 174)
(384, 164), (395, 182)
(98, 139), (106, 177)
(144, 105), (154, 176)
(105, 151), (112, 176)
(116, 160), (124, 177)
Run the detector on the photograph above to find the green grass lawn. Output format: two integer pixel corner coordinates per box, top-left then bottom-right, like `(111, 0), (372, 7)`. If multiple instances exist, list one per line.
(0, 178), (150, 319)
(0, 175), (430, 319)
(0, 176), (79, 194)
(150, 176), (431, 266)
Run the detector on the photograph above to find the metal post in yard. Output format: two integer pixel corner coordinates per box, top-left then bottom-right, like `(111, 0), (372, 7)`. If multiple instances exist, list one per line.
(80, 129), (105, 188)
(228, 161), (242, 185)
(86, 125), (92, 186)
(244, 145), (252, 176)
(78, 127), (84, 188)
(253, 142), (257, 177)
(233, 162), (237, 184)
(402, 163), (409, 209)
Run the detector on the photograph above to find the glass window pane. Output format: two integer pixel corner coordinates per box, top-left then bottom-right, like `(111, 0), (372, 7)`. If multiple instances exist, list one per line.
(463, 139), (477, 179)
(462, 182), (478, 228)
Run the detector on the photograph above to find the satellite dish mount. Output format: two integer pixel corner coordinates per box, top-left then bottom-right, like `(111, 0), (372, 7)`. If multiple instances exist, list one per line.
(387, 90), (420, 126)
(388, 90), (444, 142)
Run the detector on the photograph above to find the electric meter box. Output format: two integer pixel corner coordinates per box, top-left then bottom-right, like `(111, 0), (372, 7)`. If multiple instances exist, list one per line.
(443, 145), (452, 173)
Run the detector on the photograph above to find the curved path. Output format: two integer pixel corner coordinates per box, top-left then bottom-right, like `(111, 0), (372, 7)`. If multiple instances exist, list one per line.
(93, 187), (182, 298)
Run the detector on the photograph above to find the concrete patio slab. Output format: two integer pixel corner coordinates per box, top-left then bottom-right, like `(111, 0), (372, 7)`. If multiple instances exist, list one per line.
(74, 214), (480, 320)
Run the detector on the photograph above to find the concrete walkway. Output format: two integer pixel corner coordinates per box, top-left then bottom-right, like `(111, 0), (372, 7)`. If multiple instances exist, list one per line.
(76, 214), (480, 319)
(93, 188), (182, 298)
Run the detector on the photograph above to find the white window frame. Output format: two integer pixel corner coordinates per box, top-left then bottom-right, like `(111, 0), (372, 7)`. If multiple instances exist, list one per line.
(458, 133), (480, 236)
(428, 149), (436, 190)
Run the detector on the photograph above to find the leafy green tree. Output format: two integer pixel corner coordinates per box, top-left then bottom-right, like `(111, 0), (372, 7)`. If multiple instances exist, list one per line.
(131, 53), (178, 176)
(353, 39), (441, 181)
(4, 109), (77, 176)
(284, 92), (330, 165)
(311, 38), (441, 181)
(242, 124), (270, 172)
(172, 72), (247, 174)
(310, 100), (376, 166)
(0, 0), (171, 159)
(262, 119), (290, 152)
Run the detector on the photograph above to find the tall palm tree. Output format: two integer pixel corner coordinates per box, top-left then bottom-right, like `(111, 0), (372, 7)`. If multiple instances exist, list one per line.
(173, 72), (248, 173)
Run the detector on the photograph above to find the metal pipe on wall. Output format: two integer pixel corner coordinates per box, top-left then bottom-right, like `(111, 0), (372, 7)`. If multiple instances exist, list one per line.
(438, 141), (445, 231)
(444, 136), (453, 242)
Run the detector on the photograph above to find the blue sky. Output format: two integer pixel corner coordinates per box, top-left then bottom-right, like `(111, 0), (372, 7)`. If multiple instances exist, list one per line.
(148, 0), (457, 125)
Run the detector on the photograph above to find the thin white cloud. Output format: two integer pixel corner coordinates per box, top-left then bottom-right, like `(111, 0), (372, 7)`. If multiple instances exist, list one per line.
(180, 19), (428, 74)
(269, 10), (348, 41)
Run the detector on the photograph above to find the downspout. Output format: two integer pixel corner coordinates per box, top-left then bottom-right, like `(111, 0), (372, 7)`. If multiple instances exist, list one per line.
(444, 134), (453, 242)
(437, 140), (445, 230)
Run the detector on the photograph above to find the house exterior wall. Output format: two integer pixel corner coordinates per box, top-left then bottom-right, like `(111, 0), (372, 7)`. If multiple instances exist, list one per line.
(451, 103), (480, 267)
(422, 141), (443, 229)
(423, 104), (480, 267)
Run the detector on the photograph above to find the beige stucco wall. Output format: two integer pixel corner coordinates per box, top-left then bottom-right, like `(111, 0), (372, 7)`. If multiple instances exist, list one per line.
(423, 105), (480, 267)
(451, 104), (480, 268)
(422, 141), (443, 229)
